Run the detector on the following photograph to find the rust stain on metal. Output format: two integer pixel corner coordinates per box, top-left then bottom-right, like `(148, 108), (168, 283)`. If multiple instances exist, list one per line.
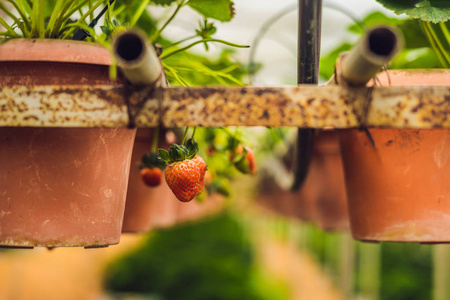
(366, 86), (450, 128)
(161, 86), (357, 127)
(0, 85), (449, 128)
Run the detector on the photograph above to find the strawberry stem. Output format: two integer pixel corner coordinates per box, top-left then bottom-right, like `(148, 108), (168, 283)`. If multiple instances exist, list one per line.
(181, 127), (189, 145)
(151, 126), (159, 153)
(191, 127), (197, 140)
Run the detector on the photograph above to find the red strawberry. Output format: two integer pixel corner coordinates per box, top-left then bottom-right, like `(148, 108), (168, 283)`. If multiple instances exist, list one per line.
(234, 145), (257, 175)
(165, 159), (201, 202)
(158, 138), (206, 202)
(192, 155), (207, 194)
(140, 167), (162, 187)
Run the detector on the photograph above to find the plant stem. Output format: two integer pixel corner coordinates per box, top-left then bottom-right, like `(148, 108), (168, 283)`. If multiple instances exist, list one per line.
(162, 62), (188, 86)
(439, 22), (450, 48)
(60, 0), (104, 39)
(0, 16), (19, 37)
(181, 127), (190, 145)
(151, 127), (160, 152)
(164, 35), (197, 50)
(53, 0), (86, 38)
(5, 0), (31, 35)
(111, 4), (126, 17)
(45, 0), (64, 37)
(38, 0), (45, 38)
(421, 21), (450, 68)
(426, 22), (450, 64)
(89, 0), (94, 21)
(150, 0), (186, 42)
(191, 127), (197, 140)
(129, 0), (149, 27)
(160, 38), (249, 60)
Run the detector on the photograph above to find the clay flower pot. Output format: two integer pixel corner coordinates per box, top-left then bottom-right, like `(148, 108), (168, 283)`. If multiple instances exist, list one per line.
(338, 69), (450, 242)
(299, 130), (349, 231)
(122, 129), (178, 233)
(0, 39), (136, 248)
(257, 131), (349, 232)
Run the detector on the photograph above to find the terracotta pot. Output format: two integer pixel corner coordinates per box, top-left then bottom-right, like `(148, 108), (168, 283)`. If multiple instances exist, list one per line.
(0, 39), (136, 248)
(256, 131), (349, 231)
(338, 69), (450, 242)
(121, 129), (178, 233)
(305, 131), (349, 231)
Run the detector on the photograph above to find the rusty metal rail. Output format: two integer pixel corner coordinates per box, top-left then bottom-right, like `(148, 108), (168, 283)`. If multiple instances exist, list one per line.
(0, 85), (449, 128)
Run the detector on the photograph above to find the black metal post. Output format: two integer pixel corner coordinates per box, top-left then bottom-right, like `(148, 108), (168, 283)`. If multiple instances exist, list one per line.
(292, 0), (322, 191)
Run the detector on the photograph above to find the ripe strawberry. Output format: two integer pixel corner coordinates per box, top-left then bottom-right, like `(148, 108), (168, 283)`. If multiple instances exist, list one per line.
(140, 152), (166, 188)
(140, 167), (162, 187)
(165, 159), (201, 202)
(192, 155), (207, 194)
(234, 145), (257, 175)
(158, 138), (206, 202)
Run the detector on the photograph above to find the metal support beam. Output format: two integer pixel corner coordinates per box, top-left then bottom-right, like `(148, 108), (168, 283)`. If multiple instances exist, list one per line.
(0, 85), (449, 128)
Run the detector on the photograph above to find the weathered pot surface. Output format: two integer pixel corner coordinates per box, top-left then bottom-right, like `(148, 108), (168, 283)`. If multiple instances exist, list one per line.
(308, 130), (349, 231)
(339, 69), (450, 242)
(0, 127), (135, 247)
(0, 39), (135, 248)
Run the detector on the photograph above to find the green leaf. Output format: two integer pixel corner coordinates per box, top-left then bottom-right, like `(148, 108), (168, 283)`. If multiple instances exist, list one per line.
(142, 152), (167, 169)
(319, 42), (353, 81)
(348, 11), (402, 34)
(101, 25), (111, 35)
(151, 0), (177, 6)
(186, 138), (199, 158)
(376, 0), (450, 23)
(390, 47), (442, 69)
(188, 0), (235, 22)
(400, 19), (430, 49)
(158, 149), (171, 163)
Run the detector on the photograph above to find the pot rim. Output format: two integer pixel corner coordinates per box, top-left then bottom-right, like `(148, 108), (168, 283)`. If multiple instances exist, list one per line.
(0, 38), (111, 66)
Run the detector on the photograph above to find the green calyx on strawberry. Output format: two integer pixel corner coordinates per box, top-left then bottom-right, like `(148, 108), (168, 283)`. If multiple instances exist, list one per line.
(158, 138), (207, 202)
(141, 152), (167, 170)
(101, 19), (129, 40)
(158, 138), (199, 163)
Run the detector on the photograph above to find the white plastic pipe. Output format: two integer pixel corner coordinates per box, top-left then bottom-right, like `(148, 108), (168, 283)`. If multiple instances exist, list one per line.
(340, 26), (402, 86)
(113, 30), (163, 85)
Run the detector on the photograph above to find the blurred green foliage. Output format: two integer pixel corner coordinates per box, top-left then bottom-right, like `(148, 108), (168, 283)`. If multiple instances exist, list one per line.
(301, 223), (434, 300)
(380, 243), (433, 300)
(104, 212), (288, 300)
(319, 11), (445, 81)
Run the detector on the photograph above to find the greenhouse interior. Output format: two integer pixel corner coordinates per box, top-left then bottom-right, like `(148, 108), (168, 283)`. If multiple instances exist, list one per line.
(0, 0), (449, 299)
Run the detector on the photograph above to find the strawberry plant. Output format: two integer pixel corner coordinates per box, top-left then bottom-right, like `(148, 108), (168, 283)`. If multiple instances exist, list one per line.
(375, 0), (450, 68)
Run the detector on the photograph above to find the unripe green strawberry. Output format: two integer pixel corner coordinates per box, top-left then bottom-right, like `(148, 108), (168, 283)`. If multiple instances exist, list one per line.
(234, 145), (257, 175)
(192, 155), (207, 194)
(165, 159), (201, 202)
(111, 25), (128, 39)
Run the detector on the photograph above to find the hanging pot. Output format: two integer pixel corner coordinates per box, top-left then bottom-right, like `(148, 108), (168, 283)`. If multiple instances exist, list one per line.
(338, 69), (450, 242)
(304, 130), (349, 231)
(121, 128), (178, 233)
(0, 39), (136, 248)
